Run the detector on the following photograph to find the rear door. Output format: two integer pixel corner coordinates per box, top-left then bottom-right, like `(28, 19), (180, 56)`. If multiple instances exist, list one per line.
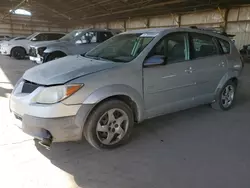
(188, 32), (228, 102)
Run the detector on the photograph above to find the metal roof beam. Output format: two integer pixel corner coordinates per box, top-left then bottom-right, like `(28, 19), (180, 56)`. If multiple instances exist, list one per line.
(81, 0), (187, 21)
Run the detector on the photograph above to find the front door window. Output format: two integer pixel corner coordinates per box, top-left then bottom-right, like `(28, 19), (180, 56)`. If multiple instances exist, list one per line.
(147, 32), (189, 64)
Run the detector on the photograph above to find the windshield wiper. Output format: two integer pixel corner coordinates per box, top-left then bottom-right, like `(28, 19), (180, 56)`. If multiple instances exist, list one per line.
(83, 54), (100, 60)
(98, 56), (128, 62)
(83, 54), (127, 63)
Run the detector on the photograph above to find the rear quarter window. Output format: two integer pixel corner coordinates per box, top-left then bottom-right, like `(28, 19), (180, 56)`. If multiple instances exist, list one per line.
(218, 39), (230, 54)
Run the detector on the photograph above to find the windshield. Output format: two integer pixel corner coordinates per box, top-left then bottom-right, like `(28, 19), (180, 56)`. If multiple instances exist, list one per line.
(59, 30), (85, 41)
(26, 33), (38, 40)
(85, 33), (154, 63)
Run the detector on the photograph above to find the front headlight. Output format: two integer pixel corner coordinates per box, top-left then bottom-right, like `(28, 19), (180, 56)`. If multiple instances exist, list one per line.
(33, 84), (83, 104)
(38, 47), (46, 56)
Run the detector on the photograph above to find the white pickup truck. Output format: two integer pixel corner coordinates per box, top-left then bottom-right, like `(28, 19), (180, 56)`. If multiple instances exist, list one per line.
(0, 32), (65, 59)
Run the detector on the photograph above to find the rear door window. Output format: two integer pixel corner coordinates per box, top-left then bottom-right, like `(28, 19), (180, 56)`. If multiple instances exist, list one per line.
(98, 32), (113, 42)
(148, 32), (189, 63)
(47, 33), (65, 40)
(81, 31), (97, 43)
(189, 33), (219, 59)
(34, 33), (49, 41)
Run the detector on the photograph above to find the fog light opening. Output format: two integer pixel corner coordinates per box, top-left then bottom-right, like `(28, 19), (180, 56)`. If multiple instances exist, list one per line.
(38, 129), (53, 149)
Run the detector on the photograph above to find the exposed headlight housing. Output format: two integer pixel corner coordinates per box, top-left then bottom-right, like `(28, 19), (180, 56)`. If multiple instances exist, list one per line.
(33, 84), (83, 104)
(38, 47), (47, 56)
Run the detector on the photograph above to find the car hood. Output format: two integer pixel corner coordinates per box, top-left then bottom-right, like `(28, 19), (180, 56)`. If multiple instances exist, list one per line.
(23, 55), (118, 85)
(30, 40), (59, 48)
(9, 39), (30, 46)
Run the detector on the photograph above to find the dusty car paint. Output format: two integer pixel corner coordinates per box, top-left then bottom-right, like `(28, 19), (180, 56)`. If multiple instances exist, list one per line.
(10, 27), (243, 147)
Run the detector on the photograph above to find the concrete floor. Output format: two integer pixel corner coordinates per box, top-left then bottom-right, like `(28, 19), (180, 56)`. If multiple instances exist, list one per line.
(0, 55), (250, 188)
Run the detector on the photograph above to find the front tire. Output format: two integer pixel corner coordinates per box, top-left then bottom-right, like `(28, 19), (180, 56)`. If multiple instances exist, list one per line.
(11, 47), (26, 59)
(84, 100), (134, 150)
(211, 80), (237, 111)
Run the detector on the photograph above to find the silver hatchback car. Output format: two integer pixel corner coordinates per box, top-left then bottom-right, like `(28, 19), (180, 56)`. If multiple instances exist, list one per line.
(10, 28), (243, 149)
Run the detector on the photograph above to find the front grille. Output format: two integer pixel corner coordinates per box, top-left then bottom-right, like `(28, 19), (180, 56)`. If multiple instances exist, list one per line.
(21, 80), (40, 93)
(29, 47), (37, 57)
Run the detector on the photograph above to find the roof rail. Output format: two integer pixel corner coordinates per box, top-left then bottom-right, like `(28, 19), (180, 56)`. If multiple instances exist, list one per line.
(189, 26), (235, 38)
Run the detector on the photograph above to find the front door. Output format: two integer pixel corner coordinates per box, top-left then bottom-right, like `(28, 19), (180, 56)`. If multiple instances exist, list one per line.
(143, 32), (198, 118)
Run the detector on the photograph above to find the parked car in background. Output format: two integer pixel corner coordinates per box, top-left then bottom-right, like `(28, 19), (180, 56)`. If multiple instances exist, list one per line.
(9, 36), (27, 41)
(0, 32), (65, 59)
(240, 45), (250, 63)
(10, 28), (243, 149)
(0, 36), (26, 44)
(0, 35), (11, 41)
(29, 28), (120, 64)
(0, 36), (26, 52)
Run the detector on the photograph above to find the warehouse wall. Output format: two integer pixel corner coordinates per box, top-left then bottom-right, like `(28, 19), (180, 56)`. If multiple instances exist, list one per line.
(91, 6), (250, 49)
(0, 14), (68, 37)
(1, 6), (250, 49)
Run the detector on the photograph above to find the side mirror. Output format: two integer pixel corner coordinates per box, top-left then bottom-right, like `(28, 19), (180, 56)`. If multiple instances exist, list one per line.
(144, 55), (166, 67)
(31, 37), (37, 41)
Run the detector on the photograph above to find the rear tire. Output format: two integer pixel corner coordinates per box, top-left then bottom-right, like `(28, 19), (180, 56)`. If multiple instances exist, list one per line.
(11, 47), (26, 59)
(211, 80), (237, 111)
(84, 100), (134, 150)
(44, 52), (66, 62)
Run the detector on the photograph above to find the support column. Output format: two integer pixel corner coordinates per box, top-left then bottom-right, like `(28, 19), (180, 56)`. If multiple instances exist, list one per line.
(10, 15), (13, 36)
(146, 17), (150, 28)
(123, 20), (126, 31)
(178, 14), (181, 28)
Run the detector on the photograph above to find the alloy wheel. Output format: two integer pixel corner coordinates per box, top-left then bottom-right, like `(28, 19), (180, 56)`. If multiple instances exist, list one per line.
(221, 85), (235, 108)
(96, 108), (129, 145)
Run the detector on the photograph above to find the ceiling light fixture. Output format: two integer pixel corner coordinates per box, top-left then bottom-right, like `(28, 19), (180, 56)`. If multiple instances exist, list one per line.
(9, 9), (32, 16)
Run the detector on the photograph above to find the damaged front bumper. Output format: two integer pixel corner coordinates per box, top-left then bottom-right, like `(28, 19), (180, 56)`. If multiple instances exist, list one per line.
(20, 114), (80, 142)
(11, 103), (95, 143)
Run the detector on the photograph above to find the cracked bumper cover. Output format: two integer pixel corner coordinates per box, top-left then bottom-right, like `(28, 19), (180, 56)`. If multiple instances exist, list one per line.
(29, 55), (43, 64)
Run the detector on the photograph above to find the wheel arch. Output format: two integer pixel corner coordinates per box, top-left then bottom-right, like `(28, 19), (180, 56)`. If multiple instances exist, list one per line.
(75, 85), (144, 136)
(44, 51), (67, 62)
(91, 95), (140, 123)
(82, 85), (144, 123)
(47, 50), (67, 57)
(215, 72), (239, 101)
(216, 71), (239, 92)
(230, 77), (238, 86)
(44, 47), (68, 55)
